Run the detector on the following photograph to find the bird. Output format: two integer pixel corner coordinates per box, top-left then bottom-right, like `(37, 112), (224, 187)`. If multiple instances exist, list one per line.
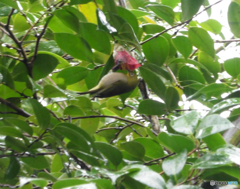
(78, 48), (141, 98)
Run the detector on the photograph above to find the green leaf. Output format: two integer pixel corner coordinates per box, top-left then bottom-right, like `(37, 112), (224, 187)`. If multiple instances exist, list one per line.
(200, 19), (222, 34)
(53, 9), (79, 33)
(96, 8), (116, 33)
(56, 66), (89, 85)
(198, 51), (220, 78)
(0, 126), (23, 137)
(20, 156), (49, 170)
(181, 0), (204, 21)
(142, 24), (165, 34)
(134, 138), (164, 158)
(63, 105), (84, 116)
(71, 150), (101, 166)
(95, 142), (122, 166)
(165, 87), (179, 111)
(195, 114), (235, 139)
(203, 133), (226, 151)
(224, 58), (240, 78)
(142, 36), (169, 66)
(162, 150), (187, 176)
(147, 4), (175, 25)
(53, 180), (95, 189)
(187, 83), (231, 101)
(188, 27), (215, 58)
(20, 177), (48, 187)
(51, 154), (64, 172)
(121, 141), (145, 159)
(0, 85), (21, 99)
(137, 99), (165, 115)
(228, 1), (240, 37)
(102, 0), (117, 14)
(117, 6), (139, 34)
(25, 99), (51, 129)
(54, 33), (93, 62)
(4, 156), (20, 180)
(5, 136), (27, 152)
(4, 118), (33, 135)
(158, 132), (195, 153)
(140, 66), (166, 99)
(172, 36), (192, 59)
(144, 63), (172, 81)
(69, 0), (91, 5)
(79, 22), (111, 54)
(0, 64), (14, 89)
(13, 14), (31, 32)
(128, 0), (148, 9)
(161, 0), (180, 9)
(54, 125), (91, 152)
(43, 85), (66, 98)
(0, 0), (18, 9)
(32, 53), (59, 80)
(128, 165), (166, 189)
(208, 98), (240, 114)
(172, 186), (202, 189)
(171, 111), (199, 135)
(81, 118), (99, 135)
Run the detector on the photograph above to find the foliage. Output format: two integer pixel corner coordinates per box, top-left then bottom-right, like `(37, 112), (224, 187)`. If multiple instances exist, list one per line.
(0, 0), (240, 188)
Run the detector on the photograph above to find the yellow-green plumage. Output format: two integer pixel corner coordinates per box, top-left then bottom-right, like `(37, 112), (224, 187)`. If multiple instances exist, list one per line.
(82, 71), (139, 98)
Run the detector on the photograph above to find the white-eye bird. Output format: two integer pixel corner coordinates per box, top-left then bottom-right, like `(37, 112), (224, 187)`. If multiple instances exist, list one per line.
(78, 49), (141, 98)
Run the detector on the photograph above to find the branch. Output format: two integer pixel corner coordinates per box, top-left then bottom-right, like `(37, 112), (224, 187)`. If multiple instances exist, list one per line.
(65, 115), (145, 128)
(144, 152), (175, 165)
(215, 39), (240, 43)
(28, 129), (49, 148)
(0, 54), (23, 61)
(165, 64), (183, 89)
(0, 97), (31, 117)
(29, 16), (52, 66)
(70, 153), (91, 171)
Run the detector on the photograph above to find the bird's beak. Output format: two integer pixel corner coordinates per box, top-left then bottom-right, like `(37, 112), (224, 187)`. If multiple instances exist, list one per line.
(112, 60), (122, 72)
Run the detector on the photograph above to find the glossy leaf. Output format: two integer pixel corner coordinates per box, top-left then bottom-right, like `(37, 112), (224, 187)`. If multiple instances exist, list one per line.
(147, 4), (175, 25)
(13, 14), (31, 32)
(200, 19), (222, 34)
(51, 154), (64, 172)
(19, 177), (48, 187)
(162, 150), (187, 176)
(140, 66), (166, 99)
(172, 36), (192, 59)
(96, 8), (116, 33)
(56, 66), (89, 85)
(53, 9), (79, 33)
(121, 141), (145, 159)
(4, 156), (20, 180)
(25, 99), (51, 129)
(5, 136), (27, 152)
(224, 58), (240, 78)
(137, 99), (165, 115)
(128, 0), (148, 9)
(63, 105), (84, 116)
(4, 118), (33, 136)
(165, 87), (179, 111)
(69, 0), (91, 5)
(134, 138), (164, 158)
(20, 156), (49, 170)
(79, 22), (111, 54)
(71, 150), (101, 166)
(158, 132), (195, 153)
(188, 27), (215, 58)
(142, 24), (165, 34)
(208, 98), (240, 114)
(43, 85), (66, 98)
(0, 64), (14, 89)
(128, 165), (166, 189)
(203, 133), (226, 151)
(161, 0), (180, 8)
(95, 142), (122, 166)
(0, 85), (21, 99)
(195, 114), (235, 139)
(142, 36), (169, 66)
(171, 111), (199, 135)
(54, 33), (93, 62)
(228, 1), (240, 37)
(32, 52), (59, 80)
(181, 0), (204, 21)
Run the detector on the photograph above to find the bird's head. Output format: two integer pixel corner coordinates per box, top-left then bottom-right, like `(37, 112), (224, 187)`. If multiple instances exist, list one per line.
(112, 50), (141, 72)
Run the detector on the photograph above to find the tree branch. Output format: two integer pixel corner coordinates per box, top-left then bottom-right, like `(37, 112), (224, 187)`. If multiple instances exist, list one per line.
(0, 97), (31, 117)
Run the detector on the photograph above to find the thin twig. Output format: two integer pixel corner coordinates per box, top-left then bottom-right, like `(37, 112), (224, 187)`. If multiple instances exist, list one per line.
(165, 64), (183, 89)
(144, 152), (176, 165)
(0, 54), (23, 61)
(65, 115), (145, 128)
(28, 129), (49, 148)
(215, 39), (240, 43)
